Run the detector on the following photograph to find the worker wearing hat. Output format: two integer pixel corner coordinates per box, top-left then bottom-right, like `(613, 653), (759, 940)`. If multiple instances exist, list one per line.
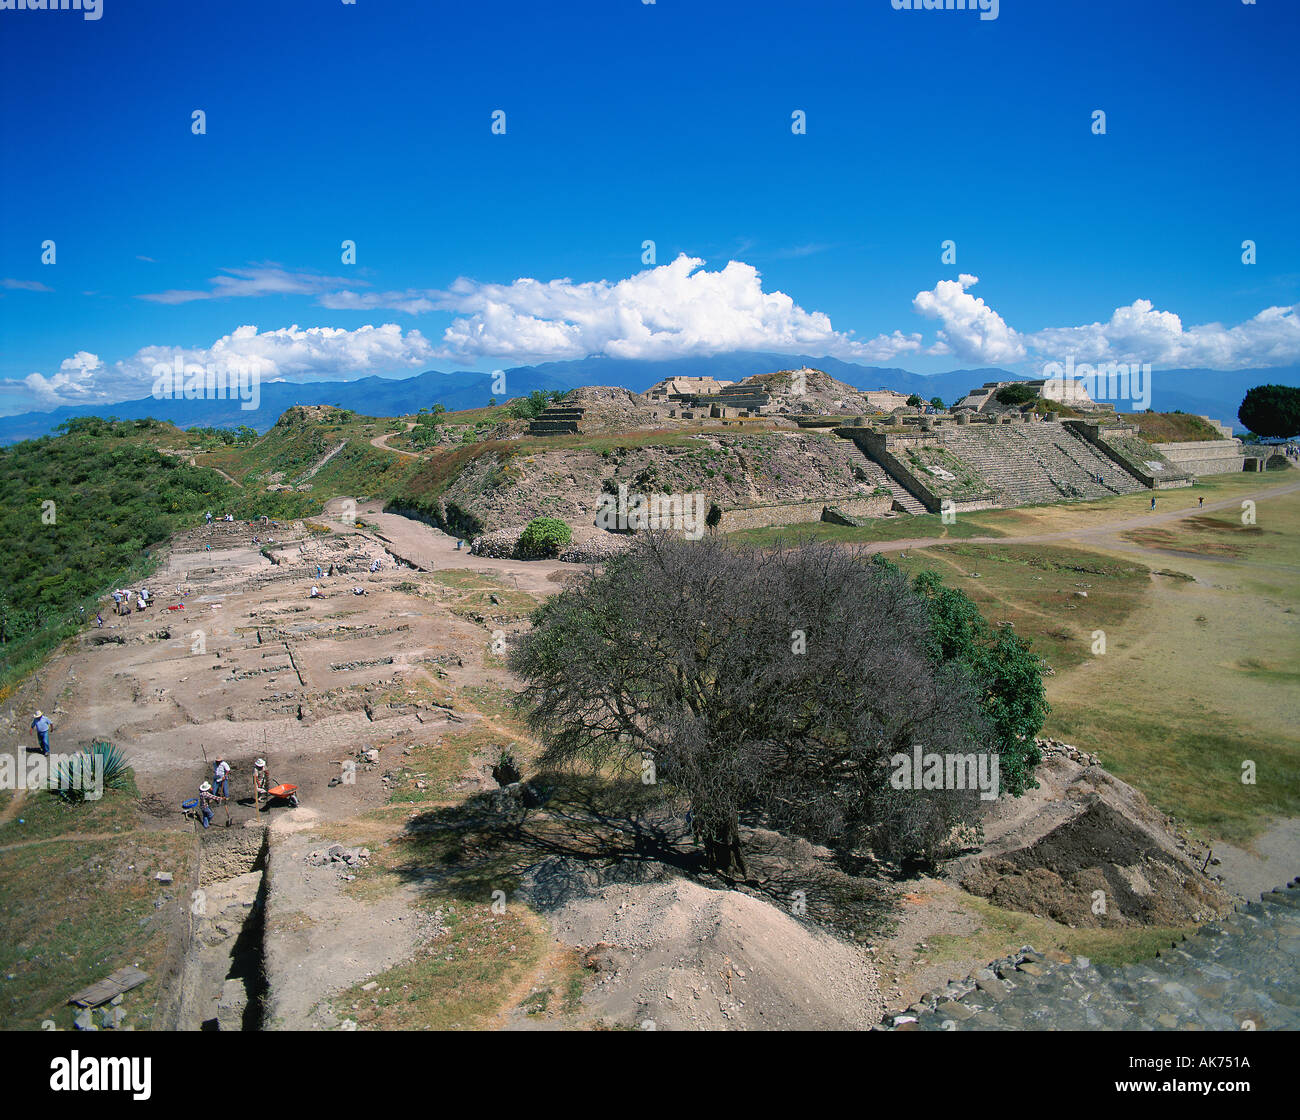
(253, 758), (269, 804)
(212, 755), (231, 799)
(197, 781), (219, 829)
(31, 711), (51, 756)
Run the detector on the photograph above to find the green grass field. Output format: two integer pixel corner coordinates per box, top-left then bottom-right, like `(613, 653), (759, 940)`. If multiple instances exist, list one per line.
(0, 783), (196, 1030)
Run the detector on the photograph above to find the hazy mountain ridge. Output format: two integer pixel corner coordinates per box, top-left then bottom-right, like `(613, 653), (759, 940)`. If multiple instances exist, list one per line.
(2, 353), (1294, 443)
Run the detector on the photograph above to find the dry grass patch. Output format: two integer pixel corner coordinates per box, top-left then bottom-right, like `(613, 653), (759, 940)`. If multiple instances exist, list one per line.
(0, 824), (196, 1029)
(328, 900), (552, 1030)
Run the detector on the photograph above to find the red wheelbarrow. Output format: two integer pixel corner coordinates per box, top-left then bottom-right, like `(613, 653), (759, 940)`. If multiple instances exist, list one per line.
(264, 782), (299, 808)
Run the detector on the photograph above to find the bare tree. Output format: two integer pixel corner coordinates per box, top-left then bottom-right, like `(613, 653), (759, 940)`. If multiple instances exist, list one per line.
(509, 533), (991, 877)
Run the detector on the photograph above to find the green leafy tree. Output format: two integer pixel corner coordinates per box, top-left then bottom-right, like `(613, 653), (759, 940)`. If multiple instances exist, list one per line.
(911, 568), (1047, 796)
(509, 535), (993, 876)
(994, 383), (1038, 408)
(1238, 385), (1300, 439)
(929, 396), (944, 411)
(906, 393), (924, 408)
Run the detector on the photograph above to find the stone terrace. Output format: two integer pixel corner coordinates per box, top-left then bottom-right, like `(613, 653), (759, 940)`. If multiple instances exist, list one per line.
(936, 423), (1146, 506)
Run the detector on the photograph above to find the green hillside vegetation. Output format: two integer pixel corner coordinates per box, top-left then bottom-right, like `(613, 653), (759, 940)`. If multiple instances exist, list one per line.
(0, 418), (251, 690)
(197, 405), (419, 501)
(1121, 412), (1225, 443)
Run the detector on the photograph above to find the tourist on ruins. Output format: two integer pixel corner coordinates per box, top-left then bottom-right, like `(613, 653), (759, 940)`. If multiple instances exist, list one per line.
(212, 756), (231, 799)
(31, 711), (51, 755)
(1199, 496), (1204, 507)
(205, 511), (213, 525)
(1150, 496), (1157, 511)
(95, 612), (103, 628)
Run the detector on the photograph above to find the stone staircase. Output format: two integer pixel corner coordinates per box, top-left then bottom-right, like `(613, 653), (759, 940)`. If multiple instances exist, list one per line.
(528, 406), (586, 435)
(852, 455), (927, 514)
(936, 424), (1145, 506)
(882, 878), (1300, 1031)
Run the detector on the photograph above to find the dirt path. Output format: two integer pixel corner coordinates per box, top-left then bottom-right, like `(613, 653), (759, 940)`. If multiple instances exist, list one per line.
(322, 499), (571, 595)
(208, 465), (243, 488)
(0, 789), (27, 827)
(0, 828), (131, 854)
(297, 441), (347, 483)
(369, 423), (419, 457)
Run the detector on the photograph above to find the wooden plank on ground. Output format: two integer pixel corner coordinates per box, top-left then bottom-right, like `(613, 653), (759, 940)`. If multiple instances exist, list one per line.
(68, 966), (149, 1008)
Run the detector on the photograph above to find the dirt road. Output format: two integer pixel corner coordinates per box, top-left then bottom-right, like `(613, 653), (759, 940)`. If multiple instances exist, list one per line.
(369, 423), (419, 457)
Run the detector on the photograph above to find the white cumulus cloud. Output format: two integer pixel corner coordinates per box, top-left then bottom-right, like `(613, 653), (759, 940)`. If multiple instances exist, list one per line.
(16, 324), (434, 408)
(1025, 299), (1300, 370)
(912, 274), (1026, 365)
(431, 255), (922, 363)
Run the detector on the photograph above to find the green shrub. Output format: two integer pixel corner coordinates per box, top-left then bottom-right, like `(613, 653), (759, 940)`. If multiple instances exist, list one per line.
(518, 517), (572, 558)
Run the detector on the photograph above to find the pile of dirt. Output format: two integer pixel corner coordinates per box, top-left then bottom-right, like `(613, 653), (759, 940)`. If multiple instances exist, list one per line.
(519, 856), (883, 1030)
(960, 797), (1232, 927)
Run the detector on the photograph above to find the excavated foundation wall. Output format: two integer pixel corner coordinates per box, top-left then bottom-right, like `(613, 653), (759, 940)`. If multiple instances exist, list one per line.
(172, 826), (269, 1031)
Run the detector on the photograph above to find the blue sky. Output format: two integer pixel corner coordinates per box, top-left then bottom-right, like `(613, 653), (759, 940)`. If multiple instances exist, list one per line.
(1, 0), (1297, 415)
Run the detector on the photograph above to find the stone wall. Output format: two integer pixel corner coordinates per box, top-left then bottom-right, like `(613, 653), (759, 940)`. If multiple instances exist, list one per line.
(835, 428), (943, 512)
(716, 493), (892, 532)
(1065, 421), (1193, 489)
(1151, 439), (1244, 476)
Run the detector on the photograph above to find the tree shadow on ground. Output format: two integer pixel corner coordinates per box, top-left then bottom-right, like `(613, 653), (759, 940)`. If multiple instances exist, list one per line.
(381, 770), (898, 940)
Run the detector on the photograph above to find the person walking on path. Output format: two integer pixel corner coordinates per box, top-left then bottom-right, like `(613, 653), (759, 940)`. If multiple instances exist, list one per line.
(1150, 496), (1157, 511)
(31, 711), (51, 755)
(1199, 496), (1204, 508)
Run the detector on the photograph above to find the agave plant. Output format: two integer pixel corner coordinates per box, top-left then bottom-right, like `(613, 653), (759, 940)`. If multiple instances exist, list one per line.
(55, 739), (131, 803)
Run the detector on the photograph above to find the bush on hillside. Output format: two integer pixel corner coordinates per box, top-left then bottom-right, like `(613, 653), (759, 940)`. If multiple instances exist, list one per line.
(517, 517), (572, 558)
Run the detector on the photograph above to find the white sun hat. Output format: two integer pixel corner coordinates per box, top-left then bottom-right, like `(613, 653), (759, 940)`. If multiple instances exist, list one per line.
(199, 781), (212, 792)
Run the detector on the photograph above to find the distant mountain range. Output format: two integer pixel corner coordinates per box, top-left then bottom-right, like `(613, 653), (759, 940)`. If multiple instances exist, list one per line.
(1, 352), (1294, 444)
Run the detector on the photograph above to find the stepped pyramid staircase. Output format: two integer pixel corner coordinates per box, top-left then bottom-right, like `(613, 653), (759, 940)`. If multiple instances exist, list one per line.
(528, 405), (586, 436)
(931, 424), (1145, 506)
(853, 456), (928, 515)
